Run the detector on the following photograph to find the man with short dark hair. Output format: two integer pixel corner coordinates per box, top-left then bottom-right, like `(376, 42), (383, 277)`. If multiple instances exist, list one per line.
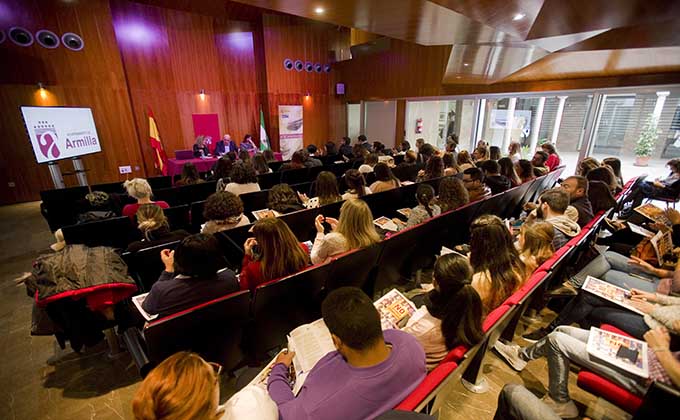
(480, 160), (511, 195)
(463, 167), (492, 202)
(339, 137), (353, 158)
(531, 151), (550, 176)
(536, 188), (581, 249)
(267, 287), (426, 419)
(358, 134), (372, 152)
(561, 176), (594, 227)
(302, 149), (322, 168)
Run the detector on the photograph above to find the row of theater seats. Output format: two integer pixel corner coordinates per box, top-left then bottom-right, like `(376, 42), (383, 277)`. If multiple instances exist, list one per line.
(395, 175), (678, 418)
(122, 168), (565, 378)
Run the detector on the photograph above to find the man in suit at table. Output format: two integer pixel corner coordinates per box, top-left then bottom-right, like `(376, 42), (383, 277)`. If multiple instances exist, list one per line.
(215, 134), (238, 156)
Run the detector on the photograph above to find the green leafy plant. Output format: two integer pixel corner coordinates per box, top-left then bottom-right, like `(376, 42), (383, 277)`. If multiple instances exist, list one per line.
(634, 115), (660, 157)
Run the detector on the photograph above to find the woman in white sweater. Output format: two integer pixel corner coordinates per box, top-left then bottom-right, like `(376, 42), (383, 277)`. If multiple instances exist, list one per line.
(310, 198), (381, 264)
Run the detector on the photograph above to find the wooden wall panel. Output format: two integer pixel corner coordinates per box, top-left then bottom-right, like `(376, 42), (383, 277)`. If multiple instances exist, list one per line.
(0, 0), (144, 204)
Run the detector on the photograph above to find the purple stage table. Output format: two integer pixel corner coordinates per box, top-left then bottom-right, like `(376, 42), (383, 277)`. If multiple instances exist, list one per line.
(167, 157), (218, 180)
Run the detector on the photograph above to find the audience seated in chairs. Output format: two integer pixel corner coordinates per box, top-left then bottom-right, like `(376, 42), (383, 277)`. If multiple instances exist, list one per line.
(175, 162), (204, 187)
(517, 221), (555, 274)
(498, 157), (521, 188)
(221, 162), (261, 196)
(528, 188), (580, 249)
(641, 159), (680, 199)
(586, 166), (621, 195)
(127, 204), (190, 253)
(603, 157), (624, 189)
(281, 151), (307, 171)
(299, 171), (342, 209)
(480, 160), (511, 195)
(559, 175), (594, 228)
(239, 218), (310, 293)
(402, 253), (483, 369)
(201, 191), (250, 235)
(457, 150), (476, 172)
(268, 184), (305, 214)
(495, 326), (680, 419)
(370, 163), (401, 193)
(516, 159), (536, 184)
(576, 156), (600, 177)
(531, 151), (550, 176)
(267, 287), (426, 420)
(435, 176), (469, 213)
(209, 156), (234, 185)
(588, 180), (617, 214)
(507, 142), (521, 165)
(253, 153), (273, 175)
(132, 351), (229, 420)
(359, 153), (379, 174)
(142, 234), (238, 318)
(122, 178), (170, 220)
(463, 167), (491, 202)
(442, 152), (460, 176)
(469, 215), (526, 316)
(311, 198), (380, 264)
(417, 156), (444, 182)
(342, 169), (372, 200)
(394, 151), (419, 182)
(541, 143), (561, 171)
(404, 184), (441, 229)
(263, 149), (277, 163)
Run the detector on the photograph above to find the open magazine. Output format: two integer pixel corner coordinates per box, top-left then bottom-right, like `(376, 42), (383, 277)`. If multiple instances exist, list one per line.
(252, 209), (281, 220)
(650, 228), (674, 266)
(131, 293), (158, 321)
(396, 208), (412, 218)
(374, 216), (400, 232)
(581, 276), (645, 315)
(587, 327), (649, 378)
(634, 203), (671, 225)
(374, 288), (417, 330)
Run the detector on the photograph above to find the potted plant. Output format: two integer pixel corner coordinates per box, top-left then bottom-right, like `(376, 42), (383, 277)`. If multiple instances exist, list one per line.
(634, 115), (659, 167)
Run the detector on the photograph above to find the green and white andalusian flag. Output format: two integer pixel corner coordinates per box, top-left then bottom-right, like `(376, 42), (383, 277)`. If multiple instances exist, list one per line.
(259, 107), (270, 151)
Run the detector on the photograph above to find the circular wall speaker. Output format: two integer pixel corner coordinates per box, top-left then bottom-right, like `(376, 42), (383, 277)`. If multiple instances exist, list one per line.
(283, 58), (293, 70)
(323, 64), (331, 73)
(294, 60), (303, 72)
(61, 32), (84, 51)
(36, 30), (60, 49)
(9, 27), (34, 47)
(0, 30), (6, 44)
(314, 63), (322, 73)
(305, 61), (313, 72)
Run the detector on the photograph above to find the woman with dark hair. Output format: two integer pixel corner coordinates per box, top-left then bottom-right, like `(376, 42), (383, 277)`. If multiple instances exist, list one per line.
(240, 218), (310, 292)
(342, 169), (372, 199)
(436, 176), (469, 213)
(281, 150), (306, 171)
(516, 159), (536, 184)
(201, 191), (250, 234)
(369, 163), (401, 192)
(324, 141), (337, 156)
(489, 146), (501, 161)
(350, 144), (368, 166)
(127, 204), (189, 253)
(406, 183), (440, 228)
(268, 184), (304, 214)
(602, 157), (624, 188)
(399, 140), (411, 153)
(238, 149), (251, 163)
(541, 143), (561, 171)
(210, 156), (234, 184)
(339, 137), (353, 157)
(469, 215), (526, 315)
(442, 152), (460, 176)
(472, 145), (489, 162)
(176, 162), (204, 186)
(395, 150), (419, 182)
(142, 234), (239, 317)
(240, 134), (256, 152)
(588, 180), (617, 214)
(417, 156), (444, 181)
(263, 149), (276, 163)
(252, 153), (272, 175)
(498, 157), (521, 187)
(457, 150), (475, 171)
(586, 166), (620, 195)
(222, 162), (260, 195)
(299, 171), (342, 209)
(403, 253), (484, 369)
(639, 158), (680, 199)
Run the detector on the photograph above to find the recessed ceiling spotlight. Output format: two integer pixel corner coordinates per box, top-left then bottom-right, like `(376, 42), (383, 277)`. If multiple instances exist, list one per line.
(463, 63), (469, 67)
(315, 7), (325, 14)
(513, 13), (526, 21)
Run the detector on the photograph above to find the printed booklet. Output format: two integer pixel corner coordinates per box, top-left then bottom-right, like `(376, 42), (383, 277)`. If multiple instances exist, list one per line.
(634, 203), (671, 225)
(252, 209), (281, 220)
(581, 276), (645, 315)
(131, 293), (159, 321)
(586, 326), (649, 378)
(374, 288), (417, 330)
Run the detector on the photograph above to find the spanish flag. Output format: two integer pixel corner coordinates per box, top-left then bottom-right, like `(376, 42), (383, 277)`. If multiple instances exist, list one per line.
(148, 110), (168, 175)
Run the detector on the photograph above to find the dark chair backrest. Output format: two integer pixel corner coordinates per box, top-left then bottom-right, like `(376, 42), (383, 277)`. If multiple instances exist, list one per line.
(214, 227), (250, 269)
(144, 290), (251, 370)
(328, 161), (352, 177)
(326, 243), (383, 295)
(147, 176), (172, 190)
(249, 264), (329, 356)
(123, 240), (182, 291)
(280, 167), (310, 185)
(163, 205), (190, 231)
(268, 160), (286, 172)
(240, 190), (270, 215)
(190, 200), (206, 233)
(257, 172), (281, 190)
(61, 216), (139, 249)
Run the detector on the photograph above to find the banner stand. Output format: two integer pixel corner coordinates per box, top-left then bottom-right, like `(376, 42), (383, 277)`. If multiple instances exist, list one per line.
(72, 157), (89, 187)
(47, 161), (65, 189)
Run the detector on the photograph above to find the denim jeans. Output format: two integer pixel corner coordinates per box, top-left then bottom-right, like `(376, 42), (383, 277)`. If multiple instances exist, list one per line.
(549, 291), (648, 334)
(569, 251), (659, 292)
(520, 326), (646, 402)
(494, 384), (560, 420)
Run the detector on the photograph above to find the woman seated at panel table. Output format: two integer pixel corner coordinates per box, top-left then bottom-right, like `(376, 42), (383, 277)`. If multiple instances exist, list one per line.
(311, 198), (381, 264)
(402, 253), (484, 369)
(127, 204), (190, 253)
(193, 135), (211, 158)
(239, 218), (311, 293)
(142, 234), (239, 318)
(122, 178), (170, 220)
(240, 134), (257, 152)
(469, 215), (527, 316)
(201, 191), (250, 235)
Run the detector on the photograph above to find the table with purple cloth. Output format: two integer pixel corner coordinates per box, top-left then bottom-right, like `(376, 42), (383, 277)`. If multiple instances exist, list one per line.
(167, 158), (218, 180)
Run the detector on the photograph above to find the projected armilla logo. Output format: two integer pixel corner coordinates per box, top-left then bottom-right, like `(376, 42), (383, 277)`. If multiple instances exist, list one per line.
(34, 121), (61, 159)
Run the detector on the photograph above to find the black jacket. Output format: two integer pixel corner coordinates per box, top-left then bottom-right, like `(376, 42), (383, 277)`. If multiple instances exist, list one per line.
(484, 175), (512, 195)
(570, 195), (594, 228)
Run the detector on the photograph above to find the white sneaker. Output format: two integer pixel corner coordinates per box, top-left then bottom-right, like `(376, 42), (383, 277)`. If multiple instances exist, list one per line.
(540, 394), (579, 418)
(493, 340), (527, 371)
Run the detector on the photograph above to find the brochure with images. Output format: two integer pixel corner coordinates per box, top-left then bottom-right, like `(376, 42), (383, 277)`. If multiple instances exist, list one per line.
(131, 293), (159, 321)
(374, 288), (417, 330)
(581, 276), (645, 316)
(586, 326), (649, 378)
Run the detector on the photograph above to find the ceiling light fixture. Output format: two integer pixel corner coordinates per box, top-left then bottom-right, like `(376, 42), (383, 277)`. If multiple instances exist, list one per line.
(463, 63), (469, 67)
(199, 89), (205, 101)
(315, 7), (325, 14)
(513, 13), (526, 21)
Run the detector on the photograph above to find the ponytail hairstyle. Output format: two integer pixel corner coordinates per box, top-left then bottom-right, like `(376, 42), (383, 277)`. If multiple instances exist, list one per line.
(427, 254), (484, 350)
(416, 183), (436, 217)
(136, 204), (169, 240)
(344, 169), (368, 197)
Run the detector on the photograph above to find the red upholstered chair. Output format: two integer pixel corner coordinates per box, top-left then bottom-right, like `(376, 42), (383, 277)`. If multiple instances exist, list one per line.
(440, 345), (468, 364)
(36, 282), (138, 312)
(576, 324), (643, 413)
(505, 270), (549, 306)
(395, 361), (458, 412)
(483, 304), (513, 332)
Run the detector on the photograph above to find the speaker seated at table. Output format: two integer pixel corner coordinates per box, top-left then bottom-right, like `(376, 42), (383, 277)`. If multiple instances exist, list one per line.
(175, 150), (194, 160)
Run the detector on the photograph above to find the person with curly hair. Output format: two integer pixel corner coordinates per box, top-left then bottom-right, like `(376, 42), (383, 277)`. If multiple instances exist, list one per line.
(201, 192), (250, 235)
(221, 162), (260, 195)
(268, 184), (304, 214)
(436, 176), (469, 213)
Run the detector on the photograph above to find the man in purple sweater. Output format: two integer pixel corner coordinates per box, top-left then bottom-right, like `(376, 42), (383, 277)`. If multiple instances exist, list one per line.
(267, 287), (427, 419)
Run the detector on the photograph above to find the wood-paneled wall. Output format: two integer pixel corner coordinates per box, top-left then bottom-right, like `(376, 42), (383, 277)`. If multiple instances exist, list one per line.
(0, 0), (350, 204)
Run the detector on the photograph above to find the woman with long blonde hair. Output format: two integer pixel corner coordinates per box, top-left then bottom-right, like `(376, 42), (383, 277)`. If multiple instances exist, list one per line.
(240, 218), (310, 291)
(126, 204), (189, 253)
(311, 198), (381, 264)
(517, 221), (555, 274)
(132, 351), (222, 420)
